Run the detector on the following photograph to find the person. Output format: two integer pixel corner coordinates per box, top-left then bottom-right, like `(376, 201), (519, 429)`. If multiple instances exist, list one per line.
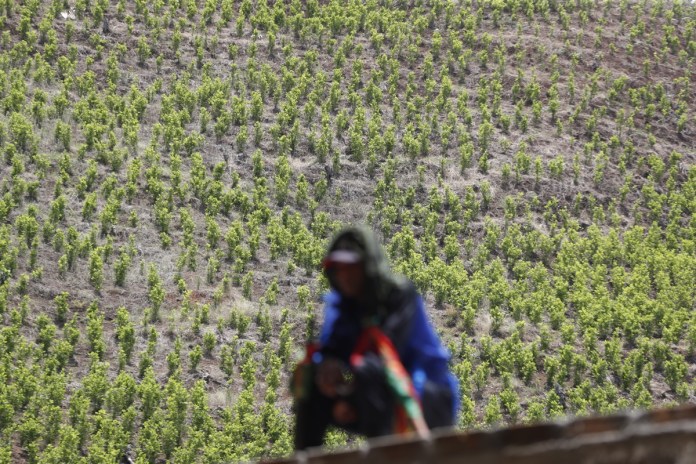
(292, 225), (459, 450)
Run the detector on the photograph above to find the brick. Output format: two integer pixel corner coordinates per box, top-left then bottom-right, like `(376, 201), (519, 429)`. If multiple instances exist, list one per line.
(364, 434), (431, 464)
(563, 414), (631, 438)
(494, 423), (563, 447)
(431, 429), (498, 456)
(306, 447), (365, 464)
(637, 404), (696, 424)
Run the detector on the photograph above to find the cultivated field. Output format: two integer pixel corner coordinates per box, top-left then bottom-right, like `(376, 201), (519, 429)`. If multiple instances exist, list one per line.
(0, 0), (694, 462)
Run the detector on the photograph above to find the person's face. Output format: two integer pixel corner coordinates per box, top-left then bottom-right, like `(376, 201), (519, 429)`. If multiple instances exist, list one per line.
(331, 262), (366, 299)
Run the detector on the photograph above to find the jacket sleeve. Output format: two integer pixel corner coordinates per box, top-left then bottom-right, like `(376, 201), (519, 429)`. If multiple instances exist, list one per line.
(403, 296), (460, 417)
(318, 291), (341, 347)
(400, 294), (454, 387)
(317, 291), (360, 362)
(380, 286), (460, 419)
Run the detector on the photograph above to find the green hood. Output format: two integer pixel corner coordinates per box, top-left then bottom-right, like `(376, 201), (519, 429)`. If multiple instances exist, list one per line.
(325, 225), (409, 313)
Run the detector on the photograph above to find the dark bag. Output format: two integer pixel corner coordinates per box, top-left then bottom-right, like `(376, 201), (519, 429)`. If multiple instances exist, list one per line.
(290, 342), (319, 401)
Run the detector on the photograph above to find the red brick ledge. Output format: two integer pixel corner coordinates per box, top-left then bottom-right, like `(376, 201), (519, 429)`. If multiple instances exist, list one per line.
(261, 404), (696, 464)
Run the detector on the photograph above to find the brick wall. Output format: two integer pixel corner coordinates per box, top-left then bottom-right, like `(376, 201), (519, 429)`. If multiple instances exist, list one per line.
(263, 404), (696, 464)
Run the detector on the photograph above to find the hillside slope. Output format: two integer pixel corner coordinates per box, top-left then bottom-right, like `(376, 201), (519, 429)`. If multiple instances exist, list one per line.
(0, 0), (694, 462)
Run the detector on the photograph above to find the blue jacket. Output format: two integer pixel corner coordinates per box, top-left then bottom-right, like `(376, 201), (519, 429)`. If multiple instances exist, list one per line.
(318, 289), (460, 419)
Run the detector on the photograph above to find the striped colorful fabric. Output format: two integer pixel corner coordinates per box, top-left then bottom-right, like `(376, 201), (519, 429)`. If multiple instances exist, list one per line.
(350, 326), (430, 438)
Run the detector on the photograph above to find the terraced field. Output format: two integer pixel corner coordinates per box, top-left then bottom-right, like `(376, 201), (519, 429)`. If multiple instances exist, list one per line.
(0, 0), (694, 462)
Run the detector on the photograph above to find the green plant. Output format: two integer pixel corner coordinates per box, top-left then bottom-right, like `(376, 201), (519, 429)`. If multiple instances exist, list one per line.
(189, 345), (203, 372)
(203, 332), (216, 356)
(88, 249), (104, 292)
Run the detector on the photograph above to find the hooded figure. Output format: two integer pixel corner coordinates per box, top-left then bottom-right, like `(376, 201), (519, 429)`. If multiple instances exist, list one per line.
(293, 226), (458, 450)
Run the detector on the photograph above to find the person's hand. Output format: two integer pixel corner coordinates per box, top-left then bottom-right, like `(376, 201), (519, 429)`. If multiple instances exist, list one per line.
(316, 357), (350, 398)
(332, 400), (357, 424)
